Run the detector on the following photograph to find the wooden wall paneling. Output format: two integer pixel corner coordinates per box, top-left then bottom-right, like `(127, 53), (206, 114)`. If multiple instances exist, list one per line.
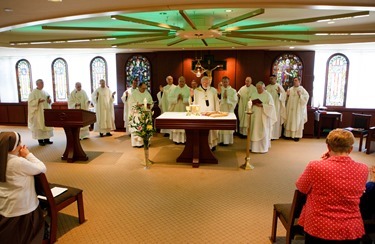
(234, 50), (265, 91)
(0, 104), (9, 123)
(7, 103), (27, 124)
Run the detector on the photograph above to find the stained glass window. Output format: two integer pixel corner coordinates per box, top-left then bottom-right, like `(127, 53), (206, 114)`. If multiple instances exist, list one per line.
(52, 58), (69, 102)
(324, 53), (349, 107)
(15, 59), (32, 102)
(272, 54), (303, 91)
(90, 56), (107, 92)
(125, 55), (151, 89)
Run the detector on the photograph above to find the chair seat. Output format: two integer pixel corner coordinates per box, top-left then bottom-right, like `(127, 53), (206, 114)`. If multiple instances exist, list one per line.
(345, 127), (368, 133)
(49, 183), (83, 206)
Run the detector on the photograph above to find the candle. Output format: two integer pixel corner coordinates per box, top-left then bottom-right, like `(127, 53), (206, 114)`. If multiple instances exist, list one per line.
(247, 100), (252, 112)
(143, 98), (147, 110)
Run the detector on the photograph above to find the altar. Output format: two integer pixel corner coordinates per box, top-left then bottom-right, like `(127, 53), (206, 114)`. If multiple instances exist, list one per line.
(155, 112), (237, 168)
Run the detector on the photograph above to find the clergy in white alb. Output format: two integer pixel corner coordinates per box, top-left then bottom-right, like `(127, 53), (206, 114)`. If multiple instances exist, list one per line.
(160, 75), (176, 135)
(217, 76), (238, 145)
(168, 76), (191, 144)
(121, 79), (138, 135)
(128, 82), (154, 147)
(27, 79), (54, 146)
(249, 82), (277, 153)
(68, 82), (91, 139)
(284, 77), (309, 141)
(265, 75), (286, 140)
(193, 76), (220, 150)
(237, 77), (257, 137)
(91, 79), (116, 137)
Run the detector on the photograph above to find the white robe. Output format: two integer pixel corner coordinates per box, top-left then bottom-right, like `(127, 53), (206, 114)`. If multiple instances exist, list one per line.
(168, 85), (191, 143)
(265, 83), (286, 139)
(121, 87), (137, 135)
(128, 89), (153, 147)
(194, 86), (220, 149)
(284, 86), (309, 138)
(91, 87), (116, 134)
(237, 85), (257, 135)
(68, 89), (90, 139)
(249, 91), (277, 153)
(27, 89), (54, 140)
(160, 84), (176, 134)
(219, 86), (238, 144)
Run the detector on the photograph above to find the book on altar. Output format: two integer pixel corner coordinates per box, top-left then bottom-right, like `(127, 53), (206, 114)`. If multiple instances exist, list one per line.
(37, 187), (68, 200)
(251, 98), (262, 105)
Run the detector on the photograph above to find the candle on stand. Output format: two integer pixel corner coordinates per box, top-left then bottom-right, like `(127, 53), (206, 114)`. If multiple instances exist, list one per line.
(247, 100), (252, 112)
(143, 98), (147, 110)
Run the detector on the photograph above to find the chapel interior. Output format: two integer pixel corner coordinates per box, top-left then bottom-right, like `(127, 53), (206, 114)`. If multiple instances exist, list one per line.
(0, 0), (375, 243)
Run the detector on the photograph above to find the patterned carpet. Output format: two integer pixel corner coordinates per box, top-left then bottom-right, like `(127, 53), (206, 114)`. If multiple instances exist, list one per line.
(1, 125), (374, 244)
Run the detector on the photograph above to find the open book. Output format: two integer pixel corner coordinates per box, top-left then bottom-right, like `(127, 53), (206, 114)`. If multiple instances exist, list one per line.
(37, 187), (68, 200)
(251, 98), (262, 105)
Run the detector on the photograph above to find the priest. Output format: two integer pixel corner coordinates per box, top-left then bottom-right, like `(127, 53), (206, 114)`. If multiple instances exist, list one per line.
(91, 79), (116, 137)
(284, 77), (309, 141)
(128, 82), (153, 147)
(68, 82), (91, 139)
(168, 76), (191, 144)
(121, 78), (138, 135)
(160, 75), (176, 136)
(237, 76), (257, 138)
(249, 81), (277, 153)
(194, 76), (220, 151)
(217, 76), (238, 145)
(265, 75), (286, 140)
(27, 79), (54, 146)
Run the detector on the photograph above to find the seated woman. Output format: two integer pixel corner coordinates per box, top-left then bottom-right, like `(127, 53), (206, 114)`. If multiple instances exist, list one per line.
(296, 129), (369, 243)
(0, 132), (47, 243)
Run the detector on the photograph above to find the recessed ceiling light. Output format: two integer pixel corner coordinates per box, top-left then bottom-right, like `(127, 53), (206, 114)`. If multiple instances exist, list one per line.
(289, 46), (295, 49)
(328, 21), (335, 24)
(3, 8), (13, 12)
(48, 0), (62, 2)
(225, 10), (233, 13)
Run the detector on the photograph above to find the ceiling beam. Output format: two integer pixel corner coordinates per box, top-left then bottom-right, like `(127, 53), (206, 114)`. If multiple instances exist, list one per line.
(114, 35), (176, 46)
(225, 33), (310, 42)
(210, 8), (265, 30)
(42, 26), (170, 33)
(179, 10), (197, 30)
(225, 11), (370, 31)
(111, 15), (183, 31)
(215, 37), (247, 46)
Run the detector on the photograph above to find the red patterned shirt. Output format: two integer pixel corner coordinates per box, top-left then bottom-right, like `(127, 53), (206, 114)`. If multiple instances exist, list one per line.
(296, 155), (368, 240)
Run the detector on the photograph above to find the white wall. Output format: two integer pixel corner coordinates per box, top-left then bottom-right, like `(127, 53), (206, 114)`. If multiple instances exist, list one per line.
(0, 51), (117, 103)
(313, 49), (375, 109)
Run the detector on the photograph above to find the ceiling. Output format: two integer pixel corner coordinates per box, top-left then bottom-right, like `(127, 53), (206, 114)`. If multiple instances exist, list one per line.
(0, 0), (375, 52)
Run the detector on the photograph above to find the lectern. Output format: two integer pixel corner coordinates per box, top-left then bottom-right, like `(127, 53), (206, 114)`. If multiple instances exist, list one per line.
(44, 109), (96, 162)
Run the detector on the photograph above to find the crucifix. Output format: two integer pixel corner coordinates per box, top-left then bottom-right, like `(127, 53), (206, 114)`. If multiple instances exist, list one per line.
(191, 55), (226, 85)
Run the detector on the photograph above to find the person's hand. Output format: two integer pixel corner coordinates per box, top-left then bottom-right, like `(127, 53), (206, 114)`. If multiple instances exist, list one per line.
(178, 94), (183, 100)
(38, 98), (45, 104)
(18, 145), (30, 158)
(297, 90), (301, 97)
(190, 89), (194, 97)
(370, 165), (375, 182)
(277, 86), (281, 93)
(286, 89), (290, 96)
(321, 151), (330, 160)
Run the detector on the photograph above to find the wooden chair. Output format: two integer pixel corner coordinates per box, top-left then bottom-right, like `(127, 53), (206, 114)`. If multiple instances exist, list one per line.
(270, 190), (306, 244)
(344, 113), (372, 151)
(34, 173), (85, 244)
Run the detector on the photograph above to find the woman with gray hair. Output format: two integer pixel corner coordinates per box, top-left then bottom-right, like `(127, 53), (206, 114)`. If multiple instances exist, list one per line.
(0, 132), (46, 243)
(296, 129), (369, 243)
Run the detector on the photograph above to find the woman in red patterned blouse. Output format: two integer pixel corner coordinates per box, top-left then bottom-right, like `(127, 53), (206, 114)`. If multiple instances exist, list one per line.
(296, 129), (369, 243)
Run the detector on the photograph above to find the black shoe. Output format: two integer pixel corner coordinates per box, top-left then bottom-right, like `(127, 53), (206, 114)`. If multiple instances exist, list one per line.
(219, 142), (228, 146)
(163, 133), (170, 137)
(106, 133), (112, 136)
(293, 138), (300, 142)
(211, 146), (216, 152)
(100, 133), (104, 137)
(38, 140), (46, 146)
(44, 139), (53, 144)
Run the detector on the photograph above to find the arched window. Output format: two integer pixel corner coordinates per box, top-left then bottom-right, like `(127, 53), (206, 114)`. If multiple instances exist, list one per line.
(15, 59), (33, 102)
(51, 58), (69, 102)
(324, 53), (349, 107)
(125, 55), (151, 89)
(272, 54), (303, 91)
(90, 56), (108, 92)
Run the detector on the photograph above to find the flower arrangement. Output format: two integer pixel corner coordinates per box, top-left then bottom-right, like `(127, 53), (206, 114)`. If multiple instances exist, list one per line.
(129, 104), (156, 149)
